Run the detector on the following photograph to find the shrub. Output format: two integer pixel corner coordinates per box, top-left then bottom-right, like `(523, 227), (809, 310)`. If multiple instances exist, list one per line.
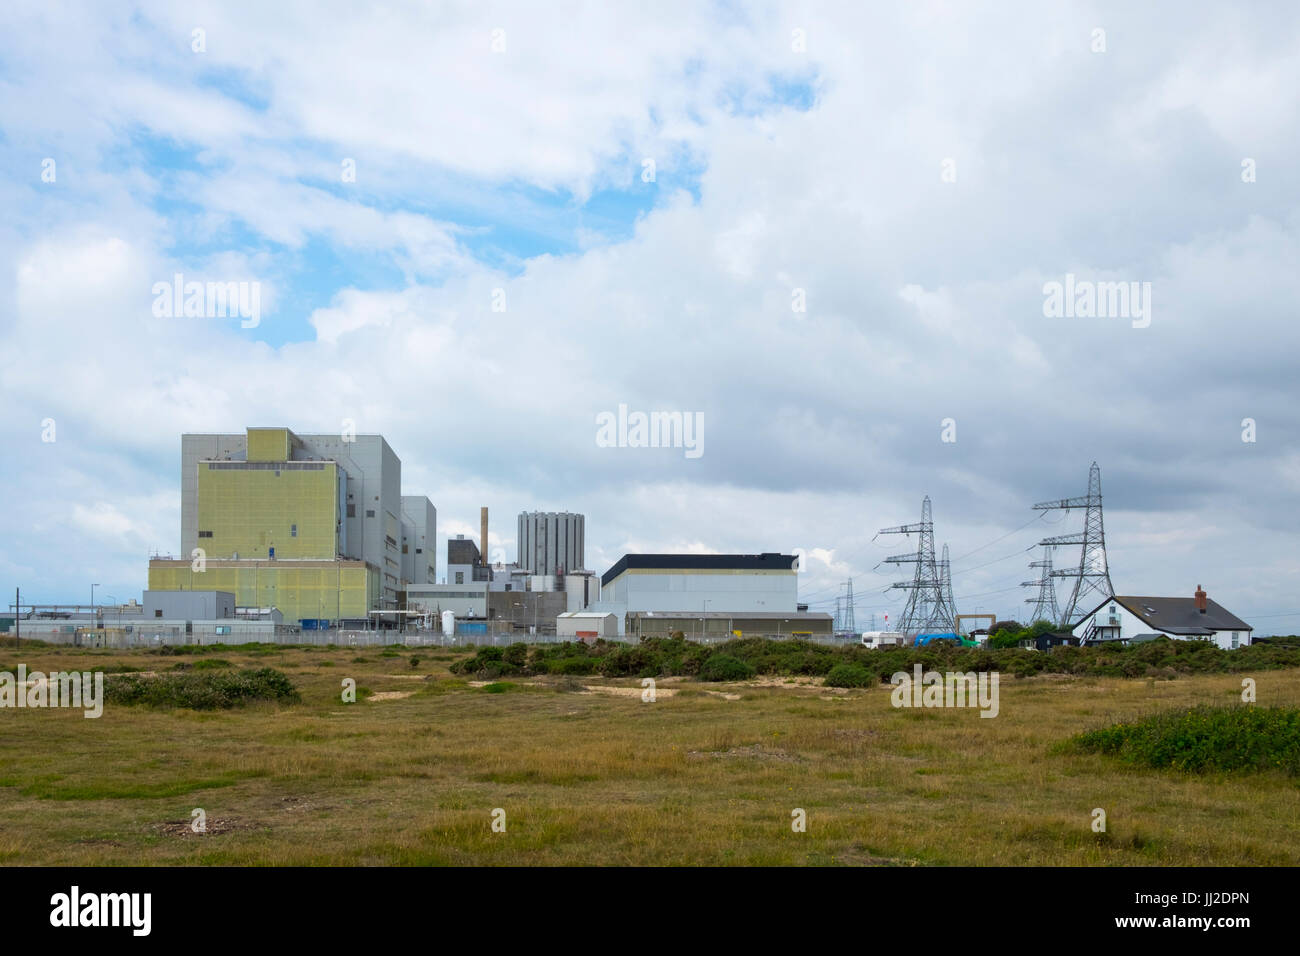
(552, 657), (597, 676)
(104, 667), (299, 710)
(697, 653), (755, 682)
(1070, 706), (1300, 775)
(823, 663), (874, 688)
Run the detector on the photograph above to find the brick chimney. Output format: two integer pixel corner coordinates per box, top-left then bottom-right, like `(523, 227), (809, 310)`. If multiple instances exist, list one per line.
(1194, 585), (1207, 614)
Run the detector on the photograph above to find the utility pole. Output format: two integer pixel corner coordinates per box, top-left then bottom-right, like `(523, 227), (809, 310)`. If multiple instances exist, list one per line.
(14, 587), (19, 650)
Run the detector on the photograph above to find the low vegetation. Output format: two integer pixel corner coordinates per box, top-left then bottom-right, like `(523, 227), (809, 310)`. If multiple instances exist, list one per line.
(104, 667), (300, 710)
(450, 634), (1300, 683)
(1069, 706), (1300, 776)
(2, 641), (1299, 865)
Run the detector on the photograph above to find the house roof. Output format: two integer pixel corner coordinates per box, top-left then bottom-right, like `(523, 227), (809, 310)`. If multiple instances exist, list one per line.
(1085, 595), (1252, 633)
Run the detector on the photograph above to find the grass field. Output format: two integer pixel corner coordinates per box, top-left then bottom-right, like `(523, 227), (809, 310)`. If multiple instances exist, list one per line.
(2, 641), (1298, 866)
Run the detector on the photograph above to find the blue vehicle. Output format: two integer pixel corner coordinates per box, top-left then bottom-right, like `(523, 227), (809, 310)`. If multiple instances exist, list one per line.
(914, 632), (977, 648)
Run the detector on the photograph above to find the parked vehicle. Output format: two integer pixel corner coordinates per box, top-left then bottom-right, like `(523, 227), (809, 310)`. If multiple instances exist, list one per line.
(861, 631), (906, 649)
(914, 632), (978, 648)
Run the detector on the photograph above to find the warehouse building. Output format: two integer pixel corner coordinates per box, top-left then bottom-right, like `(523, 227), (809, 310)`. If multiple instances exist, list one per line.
(627, 610), (833, 640)
(601, 553), (800, 613)
(591, 553), (828, 638)
(404, 582), (488, 619)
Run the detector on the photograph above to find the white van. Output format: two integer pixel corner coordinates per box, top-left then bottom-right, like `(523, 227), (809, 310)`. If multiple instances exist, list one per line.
(861, 631), (906, 649)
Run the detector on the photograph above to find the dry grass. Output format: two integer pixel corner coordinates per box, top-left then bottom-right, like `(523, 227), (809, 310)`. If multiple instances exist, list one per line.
(1, 643), (1298, 865)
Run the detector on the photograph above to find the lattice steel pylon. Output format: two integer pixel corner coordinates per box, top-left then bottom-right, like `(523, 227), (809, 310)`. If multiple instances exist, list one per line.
(938, 544), (958, 621)
(1021, 545), (1061, 626)
(841, 578), (856, 635)
(877, 496), (955, 636)
(1033, 462), (1115, 627)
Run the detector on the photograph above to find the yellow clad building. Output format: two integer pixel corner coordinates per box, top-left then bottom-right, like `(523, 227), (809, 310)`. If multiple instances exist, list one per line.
(148, 426), (436, 627)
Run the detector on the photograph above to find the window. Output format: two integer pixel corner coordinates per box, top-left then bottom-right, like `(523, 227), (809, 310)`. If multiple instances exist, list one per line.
(291, 524), (298, 537)
(366, 509), (375, 518)
(347, 504), (356, 518)
(154, 610), (163, 618)
(415, 548), (422, 554)
(1231, 631), (1240, 649)
(455, 572), (464, 584)
(216, 625), (231, 636)
(198, 530), (213, 538)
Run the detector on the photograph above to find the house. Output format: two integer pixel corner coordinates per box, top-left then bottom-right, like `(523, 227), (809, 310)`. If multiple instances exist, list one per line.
(1070, 586), (1253, 650)
(1018, 631), (1081, 652)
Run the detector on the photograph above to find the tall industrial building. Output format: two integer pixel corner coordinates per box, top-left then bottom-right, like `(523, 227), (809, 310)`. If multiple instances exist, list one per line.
(149, 426), (435, 626)
(517, 511), (584, 575)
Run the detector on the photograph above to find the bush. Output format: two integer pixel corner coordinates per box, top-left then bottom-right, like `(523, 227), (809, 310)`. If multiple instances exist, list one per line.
(823, 663), (874, 688)
(104, 667), (299, 710)
(552, 657), (597, 676)
(697, 653), (755, 682)
(1070, 706), (1300, 775)
(451, 633), (1300, 684)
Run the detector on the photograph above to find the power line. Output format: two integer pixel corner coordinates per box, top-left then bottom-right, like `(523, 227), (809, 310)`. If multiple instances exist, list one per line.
(950, 511), (1048, 564)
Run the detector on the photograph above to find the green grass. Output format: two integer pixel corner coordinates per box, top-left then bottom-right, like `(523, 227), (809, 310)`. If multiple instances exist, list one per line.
(2, 642), (1299, 865)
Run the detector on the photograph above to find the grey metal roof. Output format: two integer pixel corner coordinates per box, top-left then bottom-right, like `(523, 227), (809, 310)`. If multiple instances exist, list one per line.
(1099, 595), (1252, 632)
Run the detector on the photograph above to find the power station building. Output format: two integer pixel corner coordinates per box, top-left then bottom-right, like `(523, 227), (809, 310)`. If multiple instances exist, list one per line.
(593, 553), (832, 638)
(518, 511), (584, 576)
(148, 426), (436, 627)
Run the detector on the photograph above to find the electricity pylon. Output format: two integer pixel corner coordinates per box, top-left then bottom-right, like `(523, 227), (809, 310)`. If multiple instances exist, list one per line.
(1034, 462), (1115, 627)
(1021, 546), (1061, 626)
(877, 496), (955, 636)
(939, 544), (957, 621)
(842, 578), (856, 634)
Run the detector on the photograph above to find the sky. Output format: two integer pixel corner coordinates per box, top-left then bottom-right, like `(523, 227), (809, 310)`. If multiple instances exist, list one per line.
(1, 1), (1298, 633)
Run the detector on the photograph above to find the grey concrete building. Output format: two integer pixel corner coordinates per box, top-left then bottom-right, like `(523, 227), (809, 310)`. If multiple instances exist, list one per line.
(400, 495), (437, 586)
(518, 511), (585, 576)
(143, 590), (235, 620)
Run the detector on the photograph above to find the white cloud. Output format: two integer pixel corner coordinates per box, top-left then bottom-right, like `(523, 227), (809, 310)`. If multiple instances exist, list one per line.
(1, 1), (1299, 626)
